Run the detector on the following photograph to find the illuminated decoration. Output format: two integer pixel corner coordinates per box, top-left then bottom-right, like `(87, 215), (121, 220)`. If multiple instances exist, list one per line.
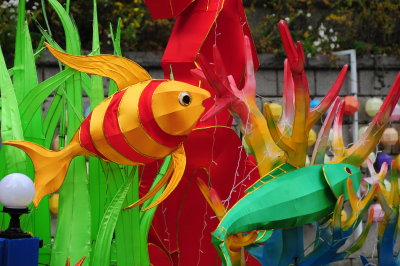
(365, 97), (383, 117)
(343, 95), (359, 115)
(381, 127), (398, 146)
(375, 153), (392, 171)
(390, 103), (400, 121)
(211, 164), (361, 264)
(369, 203), (384, 222)
(3, 43), (210, 208)
(193, 19), (400, 265)
(308, 129), (317, 146)
(143, 0), (262, 263)
(395, 154), (400, 170)
(0, 173), (35, 239)
(310, 99), (321, 109)
(0, 173), (35, 209)
(49, 193), (59, 215)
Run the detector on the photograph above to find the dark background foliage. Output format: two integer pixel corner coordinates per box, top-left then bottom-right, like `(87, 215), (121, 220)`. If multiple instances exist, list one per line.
(1, 0), (400, 66)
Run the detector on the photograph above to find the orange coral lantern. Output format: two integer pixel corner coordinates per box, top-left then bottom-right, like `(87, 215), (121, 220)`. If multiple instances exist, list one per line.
(381, 127), (399, 146)
(343, 95), (359, 115)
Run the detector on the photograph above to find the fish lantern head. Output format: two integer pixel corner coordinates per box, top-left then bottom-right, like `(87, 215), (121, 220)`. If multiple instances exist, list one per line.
(151, 80), (211, 136)
(322, 164), (361, 201)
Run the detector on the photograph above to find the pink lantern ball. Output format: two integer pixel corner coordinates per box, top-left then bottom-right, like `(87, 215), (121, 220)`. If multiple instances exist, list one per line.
(381, 127), (398, 146)
(390, 104), (400, 122)
(343, 96), (359, 115)
(368, 203), (384, 222)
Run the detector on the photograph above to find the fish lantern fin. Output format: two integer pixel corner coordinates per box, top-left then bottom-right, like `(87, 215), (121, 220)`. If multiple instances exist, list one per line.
(3, 133), (85, 207)
(142, 145), (186, 211)
(124, 145), (186, 211)
(45, 43), (152, 90)
(124, 158), (175, 210)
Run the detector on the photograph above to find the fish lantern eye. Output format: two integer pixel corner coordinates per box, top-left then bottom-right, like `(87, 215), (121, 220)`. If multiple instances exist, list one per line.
(344, 167), (352, 175)
(179, 92), (191, 106)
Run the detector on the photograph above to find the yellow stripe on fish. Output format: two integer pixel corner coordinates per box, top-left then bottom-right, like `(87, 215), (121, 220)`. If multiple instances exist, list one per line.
(3, 44), (210, 207)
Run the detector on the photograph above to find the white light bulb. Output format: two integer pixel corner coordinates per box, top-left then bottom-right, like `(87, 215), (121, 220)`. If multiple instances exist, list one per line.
(0, 173), (35, 208)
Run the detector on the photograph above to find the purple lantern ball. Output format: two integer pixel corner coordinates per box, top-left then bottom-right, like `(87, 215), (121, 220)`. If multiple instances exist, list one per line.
(375, 153), (392, 171)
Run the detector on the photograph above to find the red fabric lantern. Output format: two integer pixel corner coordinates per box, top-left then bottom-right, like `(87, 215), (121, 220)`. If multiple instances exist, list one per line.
(343, 96), (359, 115)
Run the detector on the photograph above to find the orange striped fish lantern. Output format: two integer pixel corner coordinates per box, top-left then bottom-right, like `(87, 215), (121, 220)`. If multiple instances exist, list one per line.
(4, 44), (210, 208)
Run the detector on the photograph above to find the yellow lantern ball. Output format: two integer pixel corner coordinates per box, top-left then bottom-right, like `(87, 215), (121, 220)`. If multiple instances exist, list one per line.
(308, 129), (317, 147)
(49, 193), (59, 215)
(264, 102), (282, 122)
(395, 155), (400, 170)
(381, 127), (398, 146)
(365, 97), (383, 117)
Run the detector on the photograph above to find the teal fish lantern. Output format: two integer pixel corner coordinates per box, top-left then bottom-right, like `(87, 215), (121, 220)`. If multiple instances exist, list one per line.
(212, 163), (361, 265)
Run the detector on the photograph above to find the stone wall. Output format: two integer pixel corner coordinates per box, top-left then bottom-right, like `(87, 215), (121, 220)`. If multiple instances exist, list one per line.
(36, 51), (400, 265)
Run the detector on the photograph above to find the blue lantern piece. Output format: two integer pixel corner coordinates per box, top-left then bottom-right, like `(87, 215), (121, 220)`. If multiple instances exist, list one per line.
(84, 107), (91, 118)
(310, 99), (321, 109)
(375, 153), (392, 171)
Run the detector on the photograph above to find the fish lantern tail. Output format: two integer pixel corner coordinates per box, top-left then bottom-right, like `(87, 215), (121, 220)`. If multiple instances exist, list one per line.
(3, 135), (82, 207)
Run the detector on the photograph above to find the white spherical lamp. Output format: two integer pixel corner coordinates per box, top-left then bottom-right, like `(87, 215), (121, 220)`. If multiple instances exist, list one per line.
(0, 173), (35, 208)
(365, 97), (383, 117)
(0, 173), (35, 239)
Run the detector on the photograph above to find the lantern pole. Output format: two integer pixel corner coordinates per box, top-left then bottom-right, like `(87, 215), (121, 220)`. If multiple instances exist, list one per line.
(333, 49), (358, 142)
(333, 49), (361, 239)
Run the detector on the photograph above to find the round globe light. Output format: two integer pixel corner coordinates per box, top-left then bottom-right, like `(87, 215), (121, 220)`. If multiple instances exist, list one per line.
(365, 97), (383, 117)
(381, 127), (398, 146)
(0, 173), (35, 209)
